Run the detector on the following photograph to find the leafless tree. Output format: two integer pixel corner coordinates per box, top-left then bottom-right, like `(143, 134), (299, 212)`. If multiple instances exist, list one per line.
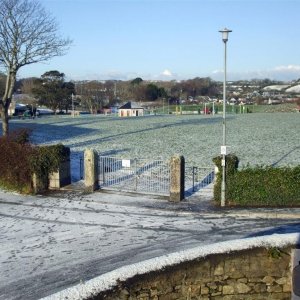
(0, 0), (72, 135)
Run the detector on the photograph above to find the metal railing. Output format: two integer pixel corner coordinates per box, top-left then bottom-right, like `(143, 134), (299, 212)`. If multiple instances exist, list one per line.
(185, 166), (215, 194)
(98, 156), (170, 196)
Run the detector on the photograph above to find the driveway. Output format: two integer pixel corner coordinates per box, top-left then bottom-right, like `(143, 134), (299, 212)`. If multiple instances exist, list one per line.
(0, 189), (300, 300)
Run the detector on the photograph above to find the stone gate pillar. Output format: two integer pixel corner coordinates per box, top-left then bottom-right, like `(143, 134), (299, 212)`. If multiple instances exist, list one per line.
(48, 149), (71, 189)
(84, 149), (99, 192)
(169, 155), (185, 202)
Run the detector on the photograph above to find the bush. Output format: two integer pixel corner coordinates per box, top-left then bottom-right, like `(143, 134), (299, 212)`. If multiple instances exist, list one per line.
(212, 154), (239, 203)
(0, 128), (70, 193)
(213, 154), (300, 206)
(8, 128), (31, 144)
(30, 144), (70, 189)
(227, 166), (300, 206)
(0, 131), (34, 193)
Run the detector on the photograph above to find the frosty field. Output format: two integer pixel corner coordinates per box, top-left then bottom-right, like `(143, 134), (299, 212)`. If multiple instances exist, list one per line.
(8, 112), (300, 169)
(1, 112), (300, 300)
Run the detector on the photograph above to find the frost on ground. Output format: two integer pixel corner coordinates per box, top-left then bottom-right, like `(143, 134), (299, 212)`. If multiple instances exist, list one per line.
(1, 112), (300, 299)
(7, 112), (300, 170)
(42, 233), (300, 300)
(1, 190), (300, 300)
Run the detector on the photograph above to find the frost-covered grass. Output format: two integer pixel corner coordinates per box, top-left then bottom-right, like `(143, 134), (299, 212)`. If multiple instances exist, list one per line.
(7, 112), (300, 167)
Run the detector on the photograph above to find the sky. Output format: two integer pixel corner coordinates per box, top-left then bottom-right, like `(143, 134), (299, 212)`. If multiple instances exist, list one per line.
(18, 0), (300, 82)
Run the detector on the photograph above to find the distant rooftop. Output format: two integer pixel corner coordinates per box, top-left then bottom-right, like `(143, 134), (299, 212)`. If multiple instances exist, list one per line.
(119, 101), (144, 109)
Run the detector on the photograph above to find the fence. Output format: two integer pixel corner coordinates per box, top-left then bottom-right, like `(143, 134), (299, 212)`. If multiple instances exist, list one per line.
(83, 150), (206, 201)
(98, 156), (170, 196)
(185, 166), (215, 195)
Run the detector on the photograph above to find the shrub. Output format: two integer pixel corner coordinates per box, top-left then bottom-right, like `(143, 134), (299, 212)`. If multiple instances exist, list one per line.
(213, 154), (300, 206)
(212, 154), (239, 203)
(0, 128), (69, 193)
(30, 144), (70, 189)
(0, 132), (34, 193)
(8, 128), (32, 144)
(227, 166), (300, 206)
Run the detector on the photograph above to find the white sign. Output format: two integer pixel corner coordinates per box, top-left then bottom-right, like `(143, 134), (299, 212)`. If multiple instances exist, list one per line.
(221, 146), (227, 155)
(122, 159), (131, 168)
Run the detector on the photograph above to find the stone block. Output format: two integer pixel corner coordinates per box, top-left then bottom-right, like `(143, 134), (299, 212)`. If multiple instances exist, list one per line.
(159, 293), (180, 300)
(190, 284), (200, 296)
(262, 275), (275, 285)
(237, 278), (247, 283)
(253, 283), (267, 293)
(224, 258), (248, 278)
(275, 277), (287, 285)
(267, 284), (282, 293)
(235, 282), (251, 294)
(223, 285), (234, 295)
(194, 261), (211, 280)
(211, 291), (221, 296)
(213, 263), (224, 276)
(200, 286), (209, 295)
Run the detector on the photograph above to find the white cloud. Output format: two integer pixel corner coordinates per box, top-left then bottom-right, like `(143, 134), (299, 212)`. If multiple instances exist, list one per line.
(274, 65), (300, 72)
(161, 69), (173, 77)
(211, 65), (300, 81)
(212, 69), (223, 74)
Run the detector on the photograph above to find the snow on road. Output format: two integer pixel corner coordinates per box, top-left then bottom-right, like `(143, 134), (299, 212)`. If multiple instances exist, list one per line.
(1, 190), (300, 300)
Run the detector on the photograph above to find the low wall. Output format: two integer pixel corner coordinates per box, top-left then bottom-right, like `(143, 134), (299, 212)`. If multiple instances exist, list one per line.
(96, 247), (292, 300)
(42, 234), (300, 300)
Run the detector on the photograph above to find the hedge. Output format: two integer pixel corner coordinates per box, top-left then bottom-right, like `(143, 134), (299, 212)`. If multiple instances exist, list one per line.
(0, 129), (70, 194)
(212, 154), (239, 203)
(213, 154), (300, 206)
(227, 166), (300, 206)
(0, 130), (33, 193)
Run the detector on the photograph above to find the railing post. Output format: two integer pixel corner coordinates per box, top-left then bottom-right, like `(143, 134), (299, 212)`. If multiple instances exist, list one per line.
(169, 155), (185, 202)
(84, 149), (99, 192)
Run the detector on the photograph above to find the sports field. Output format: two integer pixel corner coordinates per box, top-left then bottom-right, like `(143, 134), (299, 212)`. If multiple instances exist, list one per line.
(8, 112), (300, 167)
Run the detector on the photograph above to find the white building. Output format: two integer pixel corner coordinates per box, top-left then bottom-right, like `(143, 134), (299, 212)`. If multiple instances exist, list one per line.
(118, 101), (144, 117)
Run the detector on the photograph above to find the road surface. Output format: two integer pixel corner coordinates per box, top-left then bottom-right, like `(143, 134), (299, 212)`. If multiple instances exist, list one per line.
(0, 189), (300, 300)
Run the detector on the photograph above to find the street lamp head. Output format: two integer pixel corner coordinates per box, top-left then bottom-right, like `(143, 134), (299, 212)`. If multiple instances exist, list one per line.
(219, 28), (232, 43)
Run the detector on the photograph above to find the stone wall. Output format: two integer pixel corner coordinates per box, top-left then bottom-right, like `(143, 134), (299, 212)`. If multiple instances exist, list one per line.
(93, 247), (292, 300)
(49, 159), (71, 189)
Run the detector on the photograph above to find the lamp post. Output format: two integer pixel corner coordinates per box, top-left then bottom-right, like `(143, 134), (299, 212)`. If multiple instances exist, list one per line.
(219, 27), (232, 207)
(71, 93), (75, 117)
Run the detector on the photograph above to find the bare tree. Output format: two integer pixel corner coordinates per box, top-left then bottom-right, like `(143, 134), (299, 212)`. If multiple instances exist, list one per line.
(0, 0), (72, 135)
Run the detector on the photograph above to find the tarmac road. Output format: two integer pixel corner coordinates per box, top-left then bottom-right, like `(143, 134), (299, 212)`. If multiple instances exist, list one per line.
(0, 189), (300, 300)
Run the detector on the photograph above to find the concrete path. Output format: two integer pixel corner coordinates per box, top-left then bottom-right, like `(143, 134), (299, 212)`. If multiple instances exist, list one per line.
(0, 189), (300, 300)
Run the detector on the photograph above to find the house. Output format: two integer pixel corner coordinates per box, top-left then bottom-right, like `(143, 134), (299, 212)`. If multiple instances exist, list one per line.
(118, 101), (144, 117)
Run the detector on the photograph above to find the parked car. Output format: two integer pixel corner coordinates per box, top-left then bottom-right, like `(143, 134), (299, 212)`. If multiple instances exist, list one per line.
(22, 110), (33, 119)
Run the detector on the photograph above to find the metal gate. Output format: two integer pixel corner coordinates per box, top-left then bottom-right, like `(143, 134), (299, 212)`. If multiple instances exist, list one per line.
(185, 166), (215, 194)
(98, 156), (170, 196)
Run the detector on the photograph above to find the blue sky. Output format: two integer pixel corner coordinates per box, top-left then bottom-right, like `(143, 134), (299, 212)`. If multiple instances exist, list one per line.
(18, 0), (300, 81)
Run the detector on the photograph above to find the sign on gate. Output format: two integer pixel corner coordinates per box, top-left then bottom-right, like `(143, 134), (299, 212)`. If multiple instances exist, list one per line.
(122, 159), (131, 168)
